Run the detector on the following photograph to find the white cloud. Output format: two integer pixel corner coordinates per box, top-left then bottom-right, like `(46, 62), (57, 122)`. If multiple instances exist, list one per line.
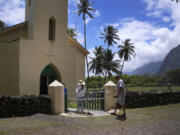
(110, 0), (180, 73)
(114, 18), (180, 73)
(144, 0), (156, 10)
(143, 0), (180, 24)
(76, 32), (84, 45)
(146, 10), (162, 17)
(68, 0), (79, 6)
(97, 0), (180, 73)
(95, 10), (101, 17)
(0, 0), (25, 25)
(162, 16), (170, 22)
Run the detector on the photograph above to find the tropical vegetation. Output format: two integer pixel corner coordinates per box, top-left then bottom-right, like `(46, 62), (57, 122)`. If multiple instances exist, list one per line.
(100, 25), (119, 47)
(89, 24), (136, 85)
(67, 28), (78, 39)
(76, 0), (95, 90)
(166, 68), (180, 84)
(0, 20), (8, 31)
(89, 46), (104, 76)
(89, 46), (121, 86)
(102, 48), (121, 80)
(87, 68), (180, 89)
(118, 39), (136, 73)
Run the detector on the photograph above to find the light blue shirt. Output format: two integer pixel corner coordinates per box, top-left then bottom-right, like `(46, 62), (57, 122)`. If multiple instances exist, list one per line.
(116, 79), (126, 97)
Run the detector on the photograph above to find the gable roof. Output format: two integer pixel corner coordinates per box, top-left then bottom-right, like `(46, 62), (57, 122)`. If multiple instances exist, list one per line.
(67, 35), (89, 55)
(0, 22), (28, 35)
(0, 22), (89, 55)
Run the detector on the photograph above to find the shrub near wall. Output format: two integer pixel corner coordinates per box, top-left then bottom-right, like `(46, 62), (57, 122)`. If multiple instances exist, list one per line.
(0, 95), (52, 118)
(126, 91), (180, 108)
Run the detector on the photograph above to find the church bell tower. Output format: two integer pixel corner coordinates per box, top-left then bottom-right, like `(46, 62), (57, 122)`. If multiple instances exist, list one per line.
(25, 0), (68, 40)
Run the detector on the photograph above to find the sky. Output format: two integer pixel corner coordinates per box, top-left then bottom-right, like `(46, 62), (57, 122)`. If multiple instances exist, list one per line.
(0, 0), (180, 73)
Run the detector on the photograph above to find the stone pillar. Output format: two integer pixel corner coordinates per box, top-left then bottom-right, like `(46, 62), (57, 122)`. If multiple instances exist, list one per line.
(48, 80), (65, 114)
(104, 81), (116, 111)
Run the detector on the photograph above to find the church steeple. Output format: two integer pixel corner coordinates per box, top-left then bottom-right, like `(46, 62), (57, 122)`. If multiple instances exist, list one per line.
(25, 0), (34, 39)
(24, 0), (68, 40)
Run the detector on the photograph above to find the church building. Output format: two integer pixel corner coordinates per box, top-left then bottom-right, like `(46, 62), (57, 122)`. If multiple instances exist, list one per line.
(0, 0), (87, 96)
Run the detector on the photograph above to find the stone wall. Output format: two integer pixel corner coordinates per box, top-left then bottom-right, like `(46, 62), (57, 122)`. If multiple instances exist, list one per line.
(0, 95), (51, 118)
(104, 81), (180, 110)
(126, 91), (180, 108)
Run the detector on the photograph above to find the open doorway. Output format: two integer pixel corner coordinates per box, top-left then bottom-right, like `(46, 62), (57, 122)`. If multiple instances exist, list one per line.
(40, 64), (61, 95)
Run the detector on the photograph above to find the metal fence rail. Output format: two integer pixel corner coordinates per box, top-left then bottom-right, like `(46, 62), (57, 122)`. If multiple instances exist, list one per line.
(67, 89), (105, 111)
(84, 90), (105, 110)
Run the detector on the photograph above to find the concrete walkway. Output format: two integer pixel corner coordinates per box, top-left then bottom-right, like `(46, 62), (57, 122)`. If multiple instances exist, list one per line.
(60, 108), (110, 118)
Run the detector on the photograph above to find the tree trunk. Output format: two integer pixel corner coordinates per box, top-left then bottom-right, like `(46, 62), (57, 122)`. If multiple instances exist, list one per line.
(121, 59), (125, 74)
(104, 71), (107, 85)
(108, 74), (111, 80)
(98, 74), (101, 90)
(83, 15), (90, 91)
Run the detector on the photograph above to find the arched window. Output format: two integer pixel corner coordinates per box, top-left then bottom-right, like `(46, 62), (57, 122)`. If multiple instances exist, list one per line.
(49, 18), (56, 40)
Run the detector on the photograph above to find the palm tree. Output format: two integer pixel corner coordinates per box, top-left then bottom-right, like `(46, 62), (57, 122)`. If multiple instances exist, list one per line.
(89, 46), (104, 75)
(100, 25), (120, 47)
(103, 49), (121, 82)
(118, 39), (136, 73)
(89, 46), (104, 88)
(77, 0), (95, 90)
(0, 20), (7, 31)
(68, 28), (78, 39)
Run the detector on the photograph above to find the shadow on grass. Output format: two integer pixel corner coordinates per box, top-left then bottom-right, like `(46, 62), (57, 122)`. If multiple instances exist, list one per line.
(116, 115), (127, 121)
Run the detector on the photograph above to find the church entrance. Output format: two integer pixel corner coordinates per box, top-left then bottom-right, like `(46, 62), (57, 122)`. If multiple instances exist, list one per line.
(40, 64), (61, 95)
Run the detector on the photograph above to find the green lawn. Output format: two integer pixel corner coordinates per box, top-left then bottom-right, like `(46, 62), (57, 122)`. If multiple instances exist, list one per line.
(0, 104), (180, 135)
(89, 86), (180, 92)
(126, 86), (180, 92)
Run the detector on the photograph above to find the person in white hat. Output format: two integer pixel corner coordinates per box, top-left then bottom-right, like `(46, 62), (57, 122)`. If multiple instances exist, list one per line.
(76, 80), (86, 111)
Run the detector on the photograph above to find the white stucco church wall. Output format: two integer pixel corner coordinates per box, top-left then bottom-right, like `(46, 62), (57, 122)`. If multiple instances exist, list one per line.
(0, 0), (87, 96)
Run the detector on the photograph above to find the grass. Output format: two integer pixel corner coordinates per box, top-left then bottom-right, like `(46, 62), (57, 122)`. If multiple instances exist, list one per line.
(126, 86), (180, 92)
(68, 101), (77, 108)
(0, 117), (51, 135)
(89, 86), (180, 92)
(0, 103), (180, 135)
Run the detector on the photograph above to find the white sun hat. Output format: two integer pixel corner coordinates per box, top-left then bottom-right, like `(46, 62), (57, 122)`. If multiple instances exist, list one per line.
(77, 80), (85, 85)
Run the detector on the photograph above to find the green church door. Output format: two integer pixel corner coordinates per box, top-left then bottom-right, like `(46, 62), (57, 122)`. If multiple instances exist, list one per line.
(40, 65), (60, 95)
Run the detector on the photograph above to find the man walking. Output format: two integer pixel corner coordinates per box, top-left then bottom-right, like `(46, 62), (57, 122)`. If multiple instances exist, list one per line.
(112, 75), (126, 117)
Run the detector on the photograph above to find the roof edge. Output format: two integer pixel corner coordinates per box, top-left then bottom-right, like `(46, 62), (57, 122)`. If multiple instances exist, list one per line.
(0, 22), (28, 35)
(0, 22), (89, 55)
(67, 35), (89, 55)
(0, 38), (20, 43)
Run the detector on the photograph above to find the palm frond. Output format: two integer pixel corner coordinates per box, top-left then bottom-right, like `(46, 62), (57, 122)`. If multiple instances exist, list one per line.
(76, 0), (95, 18)
(100, 25), (120, 47)
(118, 39), (136, 72)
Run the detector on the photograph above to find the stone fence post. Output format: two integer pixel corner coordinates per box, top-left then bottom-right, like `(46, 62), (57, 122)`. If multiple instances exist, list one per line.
(104, 81), (116, 111)
(48, 80), (65, 114)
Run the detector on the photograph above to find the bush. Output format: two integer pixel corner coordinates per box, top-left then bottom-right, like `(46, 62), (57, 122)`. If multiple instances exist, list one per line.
(126, 91), (180, 108)
(0, 95), (52, 118)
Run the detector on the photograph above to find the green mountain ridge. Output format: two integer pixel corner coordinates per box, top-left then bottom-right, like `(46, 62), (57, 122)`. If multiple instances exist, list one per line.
(128, 61), (162, 75)
(159, 44), (180, 74)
